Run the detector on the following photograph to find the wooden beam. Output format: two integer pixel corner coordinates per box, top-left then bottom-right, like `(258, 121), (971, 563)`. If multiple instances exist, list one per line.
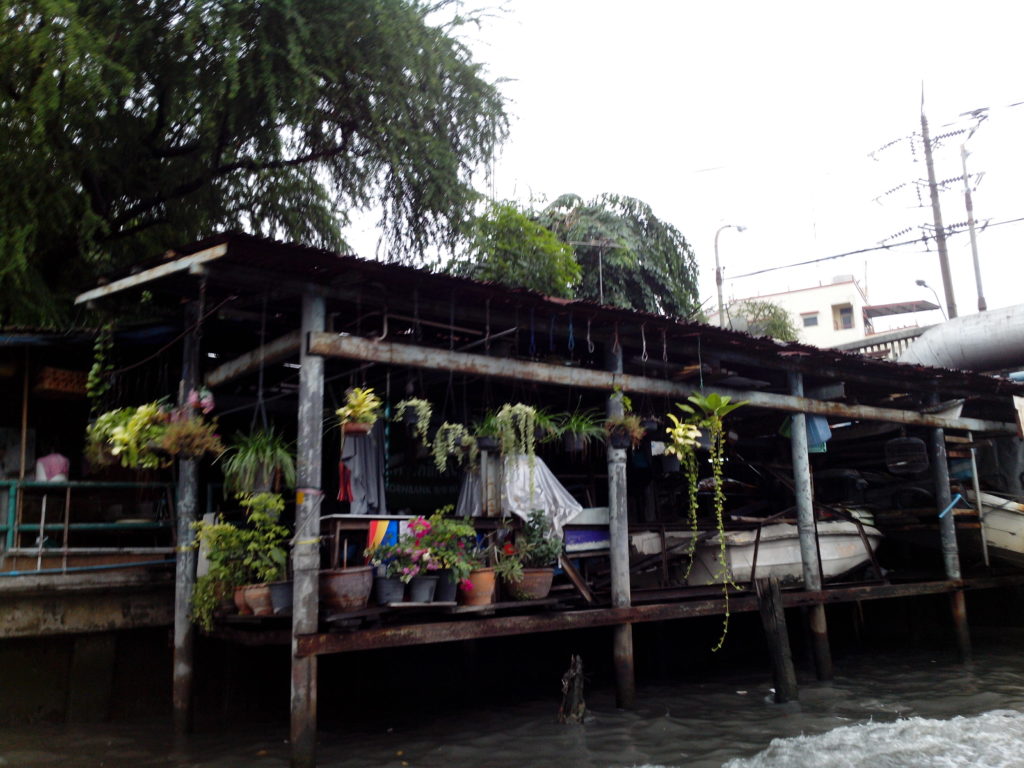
(204, 330), (301, 388)
(307, 333), (1018, 434)
(74, 244), (228, 304)
(296, 577), (1020, 657)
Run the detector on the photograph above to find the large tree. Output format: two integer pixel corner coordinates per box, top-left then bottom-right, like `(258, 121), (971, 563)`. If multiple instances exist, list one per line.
(536, 193), (699, 318)
(448, 201), (580, 298)
(0, 0), (507, 324)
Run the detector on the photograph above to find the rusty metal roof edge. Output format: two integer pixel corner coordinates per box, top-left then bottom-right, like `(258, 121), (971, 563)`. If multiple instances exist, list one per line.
(80, 232), (1024, 397)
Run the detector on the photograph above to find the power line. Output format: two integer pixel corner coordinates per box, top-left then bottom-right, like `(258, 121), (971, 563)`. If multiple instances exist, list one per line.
(728, 215), (1024, 281)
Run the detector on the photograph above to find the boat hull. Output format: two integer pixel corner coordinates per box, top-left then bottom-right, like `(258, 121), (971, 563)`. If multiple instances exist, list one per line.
(686, 521), (883, 586)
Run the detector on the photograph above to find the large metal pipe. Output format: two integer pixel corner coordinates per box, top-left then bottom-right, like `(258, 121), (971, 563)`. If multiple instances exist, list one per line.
(899, 303), (1024, 371)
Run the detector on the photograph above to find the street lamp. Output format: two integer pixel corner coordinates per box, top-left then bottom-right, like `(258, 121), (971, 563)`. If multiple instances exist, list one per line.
(916, 279), (947, 320)
(714, 224), (746, 328)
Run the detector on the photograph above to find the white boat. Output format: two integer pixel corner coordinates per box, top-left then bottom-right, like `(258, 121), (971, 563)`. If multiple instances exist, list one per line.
(684, 520), (883, 586)
(968, 490), (1024, 568)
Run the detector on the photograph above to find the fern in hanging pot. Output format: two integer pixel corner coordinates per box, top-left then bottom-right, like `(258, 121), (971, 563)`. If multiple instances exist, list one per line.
(393, 398), (433, 447)
(495, 403), (538, 459)
(221, 427), (296, 495)
(557, 408), (605, 455)
(432, 422), (478, 473)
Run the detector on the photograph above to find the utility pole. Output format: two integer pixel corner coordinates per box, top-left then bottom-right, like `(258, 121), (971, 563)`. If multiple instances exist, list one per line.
(920, 106), (958, 318)
(960, 144), (987, 312)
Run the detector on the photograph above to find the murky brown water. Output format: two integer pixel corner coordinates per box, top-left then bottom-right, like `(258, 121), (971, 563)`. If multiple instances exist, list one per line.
(4, 630), (1024, 767)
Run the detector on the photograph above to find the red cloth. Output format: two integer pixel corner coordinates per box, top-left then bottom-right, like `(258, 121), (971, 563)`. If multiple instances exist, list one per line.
(337, 461), (353, 502)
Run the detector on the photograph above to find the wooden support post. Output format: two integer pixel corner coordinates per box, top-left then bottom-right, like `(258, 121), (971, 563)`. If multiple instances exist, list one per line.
(788, 372), (833, 681)
(756, 577), (798, 703)
(173, 302), (200, 736)
(607, 345), (635, 709)
(927, 395), (971, 662)
(291, 293), (326, 768)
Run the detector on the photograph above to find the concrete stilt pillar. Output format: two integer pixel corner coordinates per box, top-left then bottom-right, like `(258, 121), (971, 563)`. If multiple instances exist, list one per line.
(173, 302), (200, 736)
(788, 372), (833, 681)
(291, 292), (325, 768)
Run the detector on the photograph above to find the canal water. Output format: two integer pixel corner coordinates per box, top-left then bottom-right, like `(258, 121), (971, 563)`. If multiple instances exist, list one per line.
(3, 628), (1024, 767)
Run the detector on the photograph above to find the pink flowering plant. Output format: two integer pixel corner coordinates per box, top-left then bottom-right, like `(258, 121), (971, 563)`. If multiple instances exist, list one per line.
(364, 508), (479, 588)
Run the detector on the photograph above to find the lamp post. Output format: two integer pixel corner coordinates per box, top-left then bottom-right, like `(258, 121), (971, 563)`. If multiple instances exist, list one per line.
(714, 224), (746, 328)
(916, 279), (947, 320)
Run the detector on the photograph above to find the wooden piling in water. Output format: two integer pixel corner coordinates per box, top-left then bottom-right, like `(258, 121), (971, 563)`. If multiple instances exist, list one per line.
(607, 346), (635, 708)
(291, 293), (325, 768)
(756, 577), (798, 703)
(787, 372), (833, 681)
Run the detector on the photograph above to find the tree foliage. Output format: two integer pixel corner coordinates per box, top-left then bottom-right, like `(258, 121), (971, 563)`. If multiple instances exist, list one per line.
(536, 193), (699, 318)
(728, 299), (799, 341)
(0, 0), (507, 324)
(448, 201), (580, 297)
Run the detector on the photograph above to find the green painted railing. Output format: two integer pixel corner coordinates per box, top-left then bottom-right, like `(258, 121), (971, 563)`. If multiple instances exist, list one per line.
(0, 480), (175, 552)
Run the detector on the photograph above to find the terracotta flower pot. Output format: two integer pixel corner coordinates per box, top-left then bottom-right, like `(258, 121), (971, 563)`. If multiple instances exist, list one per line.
(234, 585), (253, 616)
(507, 567), (554, 600)
(243, 583), (274, 616)
(319, 566), (374, 611)
(343, 421), (373, 436)
(459, 567), (496, 606)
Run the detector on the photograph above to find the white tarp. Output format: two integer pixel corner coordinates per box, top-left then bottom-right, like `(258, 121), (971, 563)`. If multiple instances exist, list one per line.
(456, 454), (583, 535)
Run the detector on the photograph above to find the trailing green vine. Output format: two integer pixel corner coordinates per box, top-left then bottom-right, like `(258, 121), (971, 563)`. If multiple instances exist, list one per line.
(86, 323), (114, 414)
(669, 392), (746, 651)
(394, 397), (433, 447)
(432, 422), (477, 473)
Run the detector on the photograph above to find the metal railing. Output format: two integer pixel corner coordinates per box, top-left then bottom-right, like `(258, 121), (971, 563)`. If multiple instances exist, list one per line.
(0, 480), (176, 573)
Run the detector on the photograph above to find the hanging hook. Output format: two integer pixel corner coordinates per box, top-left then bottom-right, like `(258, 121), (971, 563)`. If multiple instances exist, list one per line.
(612, 323), (621, 356)
(374, 310), (389, 342)
(529, 308), (537, 357)
(641, 323), (648, 362)
(485, 298), (491, 353)
(661, 327), (668, 363)
(586, 317), (595, 354)
(567, 312), (575, 352)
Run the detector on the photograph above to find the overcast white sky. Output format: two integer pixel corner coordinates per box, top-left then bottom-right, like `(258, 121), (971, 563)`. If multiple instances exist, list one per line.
(345, 1), (1024, 329)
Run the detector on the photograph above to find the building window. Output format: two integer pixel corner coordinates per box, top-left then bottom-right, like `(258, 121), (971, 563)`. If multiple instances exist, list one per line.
(802, 313), (819, 328)
(833, 304), (854, 330)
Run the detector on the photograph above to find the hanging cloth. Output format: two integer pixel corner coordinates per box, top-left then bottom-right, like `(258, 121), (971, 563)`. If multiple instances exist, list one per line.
(339, 423), (389, 515)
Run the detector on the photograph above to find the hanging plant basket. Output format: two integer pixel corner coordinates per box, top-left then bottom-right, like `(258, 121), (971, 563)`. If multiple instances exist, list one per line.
(343, 421), (373, 436)
(564, 433), (587, 453)
(608, 428), (633, 450)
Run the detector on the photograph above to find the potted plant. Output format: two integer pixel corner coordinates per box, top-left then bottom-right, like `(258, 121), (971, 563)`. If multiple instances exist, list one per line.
(472, 410), (501, 452)
(160, 411), (225, 461)
(190, 515), (251, 632)
(605, 413), (646, 449)
(494, 510), (563, 601)
(237, 492), (291, 616)
(221, 427), (296, 494)
(533, 407), (563, 445)
(364, 517), (442, 603)
(557, 408), (606, 454)
(86, 402), (171, 469)
(432, 422), (478, 473)
(393, 397), (433, 447)
(495, 403), (538, 460)
(417, 506), (477, 602)
(336, 386), (383, 435)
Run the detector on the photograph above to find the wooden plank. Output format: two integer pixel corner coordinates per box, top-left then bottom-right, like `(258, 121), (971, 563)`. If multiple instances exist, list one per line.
(204, 330), (302, 387)
(74, 244), (228, 304)
(307, 332), (1018, 434)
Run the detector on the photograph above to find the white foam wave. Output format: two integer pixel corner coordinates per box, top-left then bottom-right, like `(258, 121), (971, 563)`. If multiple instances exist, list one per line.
(720, 709), (1024, 768)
